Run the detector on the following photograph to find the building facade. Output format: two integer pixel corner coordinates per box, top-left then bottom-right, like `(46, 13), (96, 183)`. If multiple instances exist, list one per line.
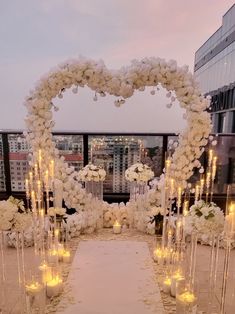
(194, 4), (235, 134)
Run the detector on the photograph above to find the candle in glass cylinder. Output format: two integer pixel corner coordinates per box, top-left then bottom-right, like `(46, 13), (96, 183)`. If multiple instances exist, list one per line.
(208, 149), (213, 168)
(25, 281), (43, 297)
(163, 277), (171, 294)
(31, 190), (36, 211)
(46, 276), (62, 298)
(171, 271), (184, 297)
(176, 290), (197, 312)
(62, 250), (71, 263)
(177, 186), (182, 211)
(113, 221), (121, 234)
(153, 248), (164, 264)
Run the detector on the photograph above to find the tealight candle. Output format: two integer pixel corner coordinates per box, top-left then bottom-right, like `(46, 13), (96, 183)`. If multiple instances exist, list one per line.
(176, 290), (197, 312)
(162, 277), (171, 294)
(25, 281), (43, 297)
(46, 276), (63, 298)
(113, 221), (121, 234)
(170, 271), (184, 297)
(62, 250), (71, 263)
(153, 248), (164, 264)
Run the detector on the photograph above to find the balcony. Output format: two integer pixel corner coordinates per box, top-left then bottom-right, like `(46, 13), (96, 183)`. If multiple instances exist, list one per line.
(0, 131), (234, 207)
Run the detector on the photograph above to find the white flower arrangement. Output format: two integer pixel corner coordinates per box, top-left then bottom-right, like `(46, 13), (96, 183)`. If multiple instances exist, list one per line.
(24, 56), (211, 211)
(48, 207), (66, 217)
(185, 200), (225, 236)
(77, 163), (106, 182)
(0, 196), (32, 232)
(125, 163), (154, 183)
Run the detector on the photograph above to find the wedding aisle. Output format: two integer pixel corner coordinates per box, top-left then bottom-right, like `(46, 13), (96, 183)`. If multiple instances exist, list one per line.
(59, 240), (164, 314)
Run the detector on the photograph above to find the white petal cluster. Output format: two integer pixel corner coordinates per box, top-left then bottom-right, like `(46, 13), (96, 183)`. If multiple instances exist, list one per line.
(6, 227), (34, 248)
(125, 163), (154, 183)
(0, 200), (18, 231)
(77, 164), (106, 182)
(185, 200), (225, 236)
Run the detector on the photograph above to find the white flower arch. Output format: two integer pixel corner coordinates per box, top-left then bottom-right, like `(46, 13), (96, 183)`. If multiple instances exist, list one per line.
(24, 56), (211, 210)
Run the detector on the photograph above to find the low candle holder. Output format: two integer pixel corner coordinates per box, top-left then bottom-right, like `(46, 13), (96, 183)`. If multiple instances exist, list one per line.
(25, 280), (45, 314)
(113, 221), (122, 234)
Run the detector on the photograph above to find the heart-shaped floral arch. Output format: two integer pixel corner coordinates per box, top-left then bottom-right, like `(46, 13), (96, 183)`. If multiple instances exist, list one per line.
(24, 57), (211, 210)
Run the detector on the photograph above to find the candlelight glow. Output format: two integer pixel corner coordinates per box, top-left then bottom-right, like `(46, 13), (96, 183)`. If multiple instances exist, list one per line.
(63, 250), (71, 257)
(113, 221), (121, 227)
(177, 291), (196, 303)
(47, 276), (62, 287)
(229, 203), (235, 214)
(163, 277), (171, 286)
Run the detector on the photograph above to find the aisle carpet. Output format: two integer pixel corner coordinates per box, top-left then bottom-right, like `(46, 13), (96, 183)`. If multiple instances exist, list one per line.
(60, 240), (164, 314)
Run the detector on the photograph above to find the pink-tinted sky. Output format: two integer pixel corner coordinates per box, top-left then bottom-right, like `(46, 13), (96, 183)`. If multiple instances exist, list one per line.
(0, 0), (234, 132)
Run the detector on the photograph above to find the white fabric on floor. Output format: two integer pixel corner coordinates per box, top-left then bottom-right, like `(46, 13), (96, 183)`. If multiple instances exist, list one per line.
(60, 240), (164, 314)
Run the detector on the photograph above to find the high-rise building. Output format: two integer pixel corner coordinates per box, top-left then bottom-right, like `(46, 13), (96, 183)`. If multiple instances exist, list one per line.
(194, 4), (235, 133)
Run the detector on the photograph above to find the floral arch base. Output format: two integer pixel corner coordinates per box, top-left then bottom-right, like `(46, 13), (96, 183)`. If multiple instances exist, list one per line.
(24, 56), (211, 231)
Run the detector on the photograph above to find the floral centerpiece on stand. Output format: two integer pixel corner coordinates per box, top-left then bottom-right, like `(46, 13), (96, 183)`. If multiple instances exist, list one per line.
(125, 163), (154, 183)
(77, 163), (106, 200)
(185, 200), (224, 238)
(77, 163), (106, 182)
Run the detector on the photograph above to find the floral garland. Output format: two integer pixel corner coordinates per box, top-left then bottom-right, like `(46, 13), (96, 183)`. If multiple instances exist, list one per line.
(24, 56), (211, 210)
(77, 163), (106, 182)
(185, 200), (224, 236)
(125, 163), (154, 183)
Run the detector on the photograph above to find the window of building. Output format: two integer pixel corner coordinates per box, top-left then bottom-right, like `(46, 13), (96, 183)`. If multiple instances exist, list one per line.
(217, 112), (226, 133)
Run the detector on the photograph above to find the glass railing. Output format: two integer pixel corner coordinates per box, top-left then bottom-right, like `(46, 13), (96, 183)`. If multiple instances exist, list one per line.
(0, 131), (234, 197)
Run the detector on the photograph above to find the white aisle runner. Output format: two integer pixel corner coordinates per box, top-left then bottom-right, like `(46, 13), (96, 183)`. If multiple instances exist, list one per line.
(60, 240), (164, 314)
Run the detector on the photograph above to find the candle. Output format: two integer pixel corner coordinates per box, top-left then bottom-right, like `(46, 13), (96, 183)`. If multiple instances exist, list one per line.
(46, 276), (62, 298)
(168, 230), (173, 248)
(225, 203), (235, 237)
(208, 149), (213, 168)
(206, 172), (211, 189)
(171, 271), (184, 297)
(31, 190), (36, 210)
(177, 187), (182, 210)
(25, 281), (43, 296)
(113, 221), (122, 234)
(177, 290), (197, 304)
(183, 201), (189, 216)
(195, 185), (200, 202)
(29, 171), (33, 190)
(200, 178), (204, 198)
(62, 250), (71, 263)
(54, 229), (59, 245)
(176, 219), (183, 243)
(57, 243), (64, 261)
(163, 277), (171, 294)
(153, 248), (164, 264)
(170, 179), (174, 199)
(39, 262), (52, 284)
(165, 159), (171, 175)
(212, 156), (217, 181)
(34, 163), (38, 179)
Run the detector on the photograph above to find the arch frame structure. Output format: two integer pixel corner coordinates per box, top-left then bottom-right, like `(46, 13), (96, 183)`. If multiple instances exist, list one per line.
(24, 56), (211, 210)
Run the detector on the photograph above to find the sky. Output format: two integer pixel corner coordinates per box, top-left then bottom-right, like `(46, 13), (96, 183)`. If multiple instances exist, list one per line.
(0, 0), (234, 133)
